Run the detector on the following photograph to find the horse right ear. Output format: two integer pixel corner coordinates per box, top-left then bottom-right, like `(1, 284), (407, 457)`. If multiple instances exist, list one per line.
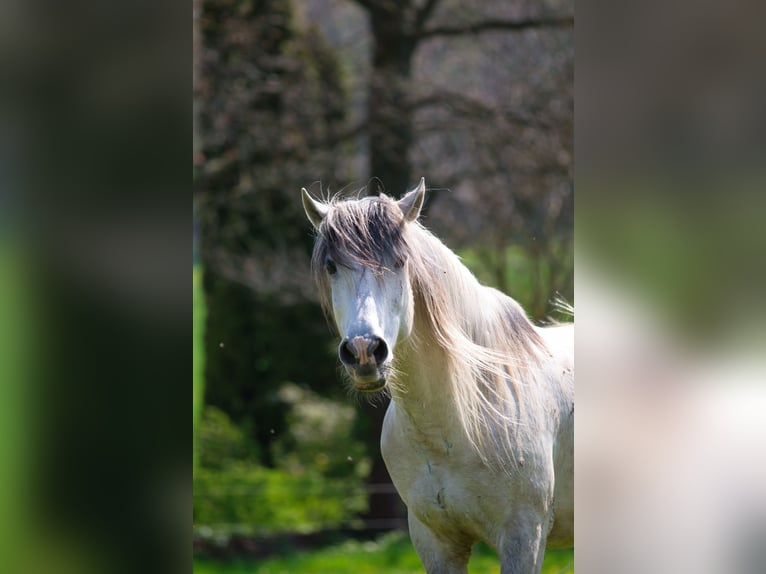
(398, 177), (426, 222)
(302, 188), (328, 229)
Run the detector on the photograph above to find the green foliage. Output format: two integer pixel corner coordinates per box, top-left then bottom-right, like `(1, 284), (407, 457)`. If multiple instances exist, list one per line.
(0, 248), (33, 556)
(193, 266), (206, 472)
(459, 244), (574, 322)
(194, 268), (370, 536)
(194, 403), (368, 535)
(194, 531), (575, 573)
(196, 0), (353, 468)
(194, 463), (365, 535)
(272, 383), (370, 480)
(201, 276), (340, 466)
(198, 406), (261, 471)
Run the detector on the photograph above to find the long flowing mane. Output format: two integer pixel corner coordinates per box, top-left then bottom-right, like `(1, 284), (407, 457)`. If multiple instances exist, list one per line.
(310, 193), (550, 468)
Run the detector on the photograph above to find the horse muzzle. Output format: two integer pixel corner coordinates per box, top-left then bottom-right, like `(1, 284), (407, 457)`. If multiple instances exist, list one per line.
(338, 334), (390, 392)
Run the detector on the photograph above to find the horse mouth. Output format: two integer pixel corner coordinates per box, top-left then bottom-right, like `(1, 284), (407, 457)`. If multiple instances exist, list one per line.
(353, 378), (387, 393)
(346, 365), (388, 392)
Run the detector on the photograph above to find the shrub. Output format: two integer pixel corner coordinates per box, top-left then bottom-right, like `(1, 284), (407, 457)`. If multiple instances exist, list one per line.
(194, 400), (368, 535)
(194, 463), (366, 534)
(271, 383), (370, 481)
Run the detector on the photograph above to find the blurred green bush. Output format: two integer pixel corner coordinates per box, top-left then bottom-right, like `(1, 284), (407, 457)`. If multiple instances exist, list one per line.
(194, 394), (369, 536)
(271, 383), (370, 480)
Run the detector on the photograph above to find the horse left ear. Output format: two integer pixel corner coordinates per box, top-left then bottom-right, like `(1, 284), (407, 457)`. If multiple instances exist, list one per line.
(302, 187), (328, 229)
(398, 177), (426, 222)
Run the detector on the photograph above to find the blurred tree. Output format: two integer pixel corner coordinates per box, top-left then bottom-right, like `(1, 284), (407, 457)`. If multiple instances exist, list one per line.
(351, 0), (572, 199)
(194, 0), (349, 465)
(410, 10), (575, 317)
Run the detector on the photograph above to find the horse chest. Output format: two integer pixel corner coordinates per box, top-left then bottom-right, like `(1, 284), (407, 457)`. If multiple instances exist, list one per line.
(405, 452), (509, 543)
(410, 460), (476, 516)
(382, 408), (501, 538)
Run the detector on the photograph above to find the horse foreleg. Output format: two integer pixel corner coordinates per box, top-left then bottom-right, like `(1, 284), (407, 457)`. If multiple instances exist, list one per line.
(498, 511), (548, 574)
(408, 513), (472, 574)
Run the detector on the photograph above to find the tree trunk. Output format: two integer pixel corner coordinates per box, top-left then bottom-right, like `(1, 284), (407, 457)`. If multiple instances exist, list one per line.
(367, 9), (417, 195)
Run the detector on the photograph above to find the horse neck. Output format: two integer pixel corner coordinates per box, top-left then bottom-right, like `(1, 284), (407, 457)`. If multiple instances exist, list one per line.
(390, 231), (548, 458)
(389, 241), (487, 448)
(392, 318), (465, 449)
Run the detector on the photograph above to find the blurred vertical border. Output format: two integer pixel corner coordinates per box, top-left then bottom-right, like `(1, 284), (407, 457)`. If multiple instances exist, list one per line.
(0, 0), (190, 572)
(576, 0), (766, 572)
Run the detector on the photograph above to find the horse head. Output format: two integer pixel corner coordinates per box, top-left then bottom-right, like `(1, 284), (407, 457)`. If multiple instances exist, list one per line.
(301, 178), (426, 393)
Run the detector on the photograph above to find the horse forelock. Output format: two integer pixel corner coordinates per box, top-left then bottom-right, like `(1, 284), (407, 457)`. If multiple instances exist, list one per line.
(310, 195), (411, 316)
(313, 196), (409, 269)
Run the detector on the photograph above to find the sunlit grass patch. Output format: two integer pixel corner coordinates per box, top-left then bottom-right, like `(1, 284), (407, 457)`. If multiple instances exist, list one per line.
(194, 531), (574, 573)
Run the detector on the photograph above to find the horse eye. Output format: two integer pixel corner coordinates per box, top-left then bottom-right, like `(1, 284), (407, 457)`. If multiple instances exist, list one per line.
(325, 259), (337, 275)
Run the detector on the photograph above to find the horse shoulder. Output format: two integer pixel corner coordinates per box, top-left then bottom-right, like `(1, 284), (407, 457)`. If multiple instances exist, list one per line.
(536, 323), (575, 547)
(382, 399), (536, 539)
(380, 403), (404, 472)
(381, 403), (422, 505)
(537, 322), (574, 372)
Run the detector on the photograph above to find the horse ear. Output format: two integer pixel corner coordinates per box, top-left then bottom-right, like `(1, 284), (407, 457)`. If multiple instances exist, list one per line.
(302, 188), (328, 229)
(398, 177), (426, 222)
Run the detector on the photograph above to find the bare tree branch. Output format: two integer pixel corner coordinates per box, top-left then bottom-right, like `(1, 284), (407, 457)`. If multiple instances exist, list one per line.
(409, 90), (556, 130)
(413, 0), (441, 33)
(420, 15), (573, 39)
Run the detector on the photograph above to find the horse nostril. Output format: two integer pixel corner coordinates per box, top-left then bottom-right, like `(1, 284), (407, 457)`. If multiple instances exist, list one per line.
(371, 338), (388, 365)
(339, 339), (357, 366)
(339, 335), (389, 367)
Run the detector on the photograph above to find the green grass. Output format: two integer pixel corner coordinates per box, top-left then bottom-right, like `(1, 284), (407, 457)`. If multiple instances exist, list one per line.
(194, 531), (574, 573)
